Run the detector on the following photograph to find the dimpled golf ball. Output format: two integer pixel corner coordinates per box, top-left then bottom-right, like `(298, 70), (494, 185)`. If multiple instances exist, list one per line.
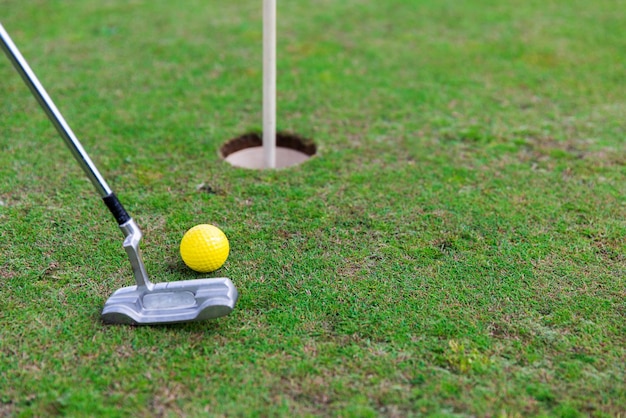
(180, 224), (229, 273)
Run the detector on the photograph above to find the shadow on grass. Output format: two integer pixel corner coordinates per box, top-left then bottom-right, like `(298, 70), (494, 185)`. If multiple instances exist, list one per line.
(95, 312), (226, 334)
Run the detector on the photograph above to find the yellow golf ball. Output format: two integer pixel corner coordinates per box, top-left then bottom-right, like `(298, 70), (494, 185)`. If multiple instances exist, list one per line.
(180, 224), (229, 273)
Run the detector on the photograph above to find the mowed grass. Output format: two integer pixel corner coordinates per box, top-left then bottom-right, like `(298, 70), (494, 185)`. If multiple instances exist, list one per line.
(1, 0), (625, 416)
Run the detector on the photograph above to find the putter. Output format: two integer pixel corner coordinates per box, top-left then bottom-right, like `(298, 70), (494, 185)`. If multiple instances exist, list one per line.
(0, 23), (238, 325)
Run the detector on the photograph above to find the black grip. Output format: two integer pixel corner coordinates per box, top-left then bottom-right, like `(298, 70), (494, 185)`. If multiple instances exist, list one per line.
(103, 193), (131, 225)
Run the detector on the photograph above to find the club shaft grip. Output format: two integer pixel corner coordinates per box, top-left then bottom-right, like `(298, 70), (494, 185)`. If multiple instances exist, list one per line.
(103, 193), (131, 225)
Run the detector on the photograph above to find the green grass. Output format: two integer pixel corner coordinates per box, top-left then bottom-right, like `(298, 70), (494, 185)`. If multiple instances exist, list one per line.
(1, 0), (625, 416)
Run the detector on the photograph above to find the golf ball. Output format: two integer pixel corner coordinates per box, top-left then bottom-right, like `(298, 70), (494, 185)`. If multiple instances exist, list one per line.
(180, 224), (229, 273)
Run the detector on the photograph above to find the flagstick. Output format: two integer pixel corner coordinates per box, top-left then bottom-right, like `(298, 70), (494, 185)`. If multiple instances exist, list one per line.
(263, 0), (277, 168)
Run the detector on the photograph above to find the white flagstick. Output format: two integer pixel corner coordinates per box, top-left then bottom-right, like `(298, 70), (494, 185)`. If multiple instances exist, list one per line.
(263, 0), (277, 168)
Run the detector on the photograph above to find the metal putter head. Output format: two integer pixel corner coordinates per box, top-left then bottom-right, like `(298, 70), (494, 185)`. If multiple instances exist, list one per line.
(101, 219), (239, 325)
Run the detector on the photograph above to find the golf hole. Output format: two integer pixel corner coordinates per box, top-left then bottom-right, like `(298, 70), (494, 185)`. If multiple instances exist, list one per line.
(220, 132), (316, 169)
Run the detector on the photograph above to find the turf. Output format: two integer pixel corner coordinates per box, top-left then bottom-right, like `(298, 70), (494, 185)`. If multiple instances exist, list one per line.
(1, 0), (625, 416)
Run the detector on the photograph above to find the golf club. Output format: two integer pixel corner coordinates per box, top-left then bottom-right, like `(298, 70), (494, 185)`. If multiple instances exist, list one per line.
(0, 22), (238, 325)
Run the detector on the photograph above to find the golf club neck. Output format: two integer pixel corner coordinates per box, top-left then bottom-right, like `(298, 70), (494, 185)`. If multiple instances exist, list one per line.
(0, 22), (112, 198)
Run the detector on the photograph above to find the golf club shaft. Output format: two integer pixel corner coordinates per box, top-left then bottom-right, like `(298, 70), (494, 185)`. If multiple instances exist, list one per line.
(0, 22), (130, 225)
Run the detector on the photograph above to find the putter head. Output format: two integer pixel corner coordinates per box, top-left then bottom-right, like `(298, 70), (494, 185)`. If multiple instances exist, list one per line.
(101, 219), (239, 325)
(101, 277), (239, 325)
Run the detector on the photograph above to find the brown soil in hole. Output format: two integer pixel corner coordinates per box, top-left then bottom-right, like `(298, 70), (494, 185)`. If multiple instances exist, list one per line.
(220, 132), (316, 159)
